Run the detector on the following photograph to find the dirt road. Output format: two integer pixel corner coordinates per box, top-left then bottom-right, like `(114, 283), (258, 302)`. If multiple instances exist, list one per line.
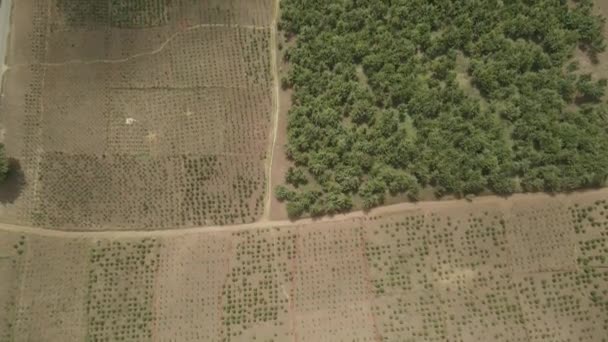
(1, 187), (606, 238)
(263, 0), (281, 221)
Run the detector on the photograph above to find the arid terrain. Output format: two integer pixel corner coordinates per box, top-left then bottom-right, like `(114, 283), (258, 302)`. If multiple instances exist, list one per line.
(1, 189), (607, 341)
(0, 0), (276, 230)
(0, 0), (607, 341)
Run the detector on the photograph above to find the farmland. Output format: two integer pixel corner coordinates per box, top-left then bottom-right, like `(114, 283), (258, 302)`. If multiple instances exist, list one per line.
(1, 188), (607, 341)
(0, 0), (277, 230)
(275, 0), (608, 218)
(0, 0), (607, 341)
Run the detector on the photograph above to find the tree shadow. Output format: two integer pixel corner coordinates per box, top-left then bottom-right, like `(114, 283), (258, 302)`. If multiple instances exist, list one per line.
(0, 158), (25, 204)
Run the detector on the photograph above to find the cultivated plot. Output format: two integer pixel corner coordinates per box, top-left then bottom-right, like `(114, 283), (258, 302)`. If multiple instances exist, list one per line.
(0, 232), (24, 342)
(0, 0), (276, 230)
(155, 233), (231, 341)
(2, 190), (607, 341)
(12, 235), (89, 342)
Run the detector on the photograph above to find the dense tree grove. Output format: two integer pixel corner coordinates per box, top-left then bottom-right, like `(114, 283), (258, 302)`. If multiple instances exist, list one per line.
(277, 0), (608, 218)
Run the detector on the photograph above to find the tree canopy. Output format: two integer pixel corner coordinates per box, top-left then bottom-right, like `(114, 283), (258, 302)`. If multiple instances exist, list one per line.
(278, 0), (608, 218)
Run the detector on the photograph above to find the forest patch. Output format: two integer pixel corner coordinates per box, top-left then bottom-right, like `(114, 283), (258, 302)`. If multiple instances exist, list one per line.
(277, 0), (608, 218)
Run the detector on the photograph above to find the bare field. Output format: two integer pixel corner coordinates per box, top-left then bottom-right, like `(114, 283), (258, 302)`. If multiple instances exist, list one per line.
(1, 190), (607, 341)
(0, 0), (276, 230)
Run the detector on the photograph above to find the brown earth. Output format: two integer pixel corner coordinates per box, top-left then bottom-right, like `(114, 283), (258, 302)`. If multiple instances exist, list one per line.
(1, 187), (607, 341)
(266, 0), (293, 221)
(0, 0), (276, 230)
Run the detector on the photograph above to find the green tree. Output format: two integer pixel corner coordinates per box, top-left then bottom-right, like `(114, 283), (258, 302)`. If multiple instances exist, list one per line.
(359, 178), (387, 210)
(275, 185), (295, 202)
(285, 167), (308, 187)
(286, 201), (306, 219)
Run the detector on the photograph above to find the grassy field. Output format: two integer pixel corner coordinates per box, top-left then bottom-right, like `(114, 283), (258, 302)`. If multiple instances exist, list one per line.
(0, 0), (276, 230)
(1, 189), (607, 341)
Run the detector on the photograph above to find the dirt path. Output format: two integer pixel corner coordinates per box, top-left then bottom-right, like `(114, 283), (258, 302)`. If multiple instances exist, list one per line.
(1, 187), (607, 238)
(263, 0), (281, 221)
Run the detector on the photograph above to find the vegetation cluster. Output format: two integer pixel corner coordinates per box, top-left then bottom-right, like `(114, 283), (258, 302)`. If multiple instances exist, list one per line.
(277, 0), (608, 218)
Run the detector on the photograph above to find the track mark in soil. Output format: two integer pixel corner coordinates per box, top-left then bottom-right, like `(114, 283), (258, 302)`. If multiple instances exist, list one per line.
(6, 23), (269, 68)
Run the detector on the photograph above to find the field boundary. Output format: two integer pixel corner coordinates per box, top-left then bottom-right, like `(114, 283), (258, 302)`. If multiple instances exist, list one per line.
(263, 0), (281, 221)
(0, 187), (607, 238)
